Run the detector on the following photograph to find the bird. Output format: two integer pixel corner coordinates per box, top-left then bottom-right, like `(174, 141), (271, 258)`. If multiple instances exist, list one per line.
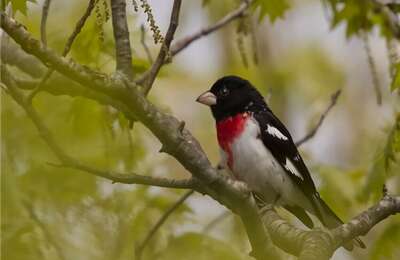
(196, 75), (365, 250)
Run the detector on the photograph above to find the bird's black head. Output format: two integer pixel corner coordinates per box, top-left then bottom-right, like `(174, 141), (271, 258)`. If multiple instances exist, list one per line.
(197, 76), (267, 121)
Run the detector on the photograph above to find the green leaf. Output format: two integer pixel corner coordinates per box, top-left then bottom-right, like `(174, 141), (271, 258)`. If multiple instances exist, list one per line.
(6, 0), (36, 15)
(391, 63), (400, 91)
(384, 113), (400, 171)
(254, 0), (290, 23)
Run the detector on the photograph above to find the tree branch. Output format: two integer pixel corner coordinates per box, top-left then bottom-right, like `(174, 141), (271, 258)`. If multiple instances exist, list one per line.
(40, 0), (52, 46)
(2, 9), (400, 259)
(0, 13), (277, 259)
(139, 0), (182, 95)
(62, 0), (96, 57)
(295, 89), (341, 147)
(111, 0), (134, 79)
(135, 190), (195, 260)
(261, 191), (400, 260)
(1, 66), (197, 190)
(170, 0), (252, 56)
(332, 194), (400, 249)
(0, 36), (45, 78)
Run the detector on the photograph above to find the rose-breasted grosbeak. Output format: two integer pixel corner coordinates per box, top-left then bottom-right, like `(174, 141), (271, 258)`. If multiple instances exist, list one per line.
(197, 75), (365, 250)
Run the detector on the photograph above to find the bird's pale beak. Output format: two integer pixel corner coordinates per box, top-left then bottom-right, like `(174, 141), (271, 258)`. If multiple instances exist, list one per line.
(196, 91), (217, 106)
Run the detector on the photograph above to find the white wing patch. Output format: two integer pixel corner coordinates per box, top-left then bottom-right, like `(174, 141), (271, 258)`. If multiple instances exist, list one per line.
(284, 158), (304, 180)
(266, 124), (288, 140)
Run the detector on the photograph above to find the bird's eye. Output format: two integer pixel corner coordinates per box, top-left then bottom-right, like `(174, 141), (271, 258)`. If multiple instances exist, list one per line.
(220, 87), (229, 97)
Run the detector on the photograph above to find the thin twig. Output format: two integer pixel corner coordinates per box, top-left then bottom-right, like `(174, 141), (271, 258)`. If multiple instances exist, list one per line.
(63, 0), (96, 56)
(22, 201), (67, 260)
(28, 0), (96, 101)
(295, 89), (342, 147)
(40, 0), (52, 46)
(135, 190), (194, 260)
(170, 0), (252, 56)
(203, 210), (231, 233)
(139, 0), (182, 95)
(111, 0), (134, 79)
(136, 0), (251, 91)
(0, 13), (289, 258)
(362, 31), (382, 105)
(140, 24), (153, 63)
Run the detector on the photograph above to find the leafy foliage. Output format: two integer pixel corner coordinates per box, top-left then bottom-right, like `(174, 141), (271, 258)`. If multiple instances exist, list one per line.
(253, 0), (290, 22)
(391, 63), (400, 91)
(325, 0), (400, 38)
(5, 0), (36, 15)
(384, 113), (400, 171)
(2, 0), (400, 259)
(360, 114), (400, 202)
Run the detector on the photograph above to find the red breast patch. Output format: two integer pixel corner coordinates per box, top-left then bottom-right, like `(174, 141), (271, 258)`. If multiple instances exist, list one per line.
(216, 113), (250, 169)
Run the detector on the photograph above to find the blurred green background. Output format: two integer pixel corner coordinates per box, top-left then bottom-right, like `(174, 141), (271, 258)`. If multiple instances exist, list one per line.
(1, 0), (400, 259)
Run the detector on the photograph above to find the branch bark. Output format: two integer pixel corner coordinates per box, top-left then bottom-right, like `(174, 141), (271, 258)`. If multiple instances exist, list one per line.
(261, 193), (400, 260)
(111, 0), (134, 79)
(3, 11), (399, 260)
(1, 66), (197, 190)
(136, 0), (252, 90)
(0, 12), (277, 259)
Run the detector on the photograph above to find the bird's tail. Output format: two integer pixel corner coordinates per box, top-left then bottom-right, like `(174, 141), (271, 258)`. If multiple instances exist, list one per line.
(312, 194), (366, 251)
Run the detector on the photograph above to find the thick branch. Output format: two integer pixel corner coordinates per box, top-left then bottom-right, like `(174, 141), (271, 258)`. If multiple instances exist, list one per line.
(0, 36), (45, 78)
(0, 13), (276, 259)
(111, 0), (134, 79)
(140, 0), (182, 94)
(1, 66), (197, 190)
(170, 0), (252, 56)
(260, 192), (400, 260)
(332, 194), (400, 249)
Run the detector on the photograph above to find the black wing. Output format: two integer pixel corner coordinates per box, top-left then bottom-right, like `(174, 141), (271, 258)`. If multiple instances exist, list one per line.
(253, 110), (317, 197)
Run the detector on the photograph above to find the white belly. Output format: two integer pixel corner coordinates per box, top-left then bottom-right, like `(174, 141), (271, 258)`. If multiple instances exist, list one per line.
(224, 118), (309, 207)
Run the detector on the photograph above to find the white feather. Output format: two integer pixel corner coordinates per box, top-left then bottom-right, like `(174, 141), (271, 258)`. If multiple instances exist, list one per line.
(266, 124), (288, 140)
(284, 158), (304, 180)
